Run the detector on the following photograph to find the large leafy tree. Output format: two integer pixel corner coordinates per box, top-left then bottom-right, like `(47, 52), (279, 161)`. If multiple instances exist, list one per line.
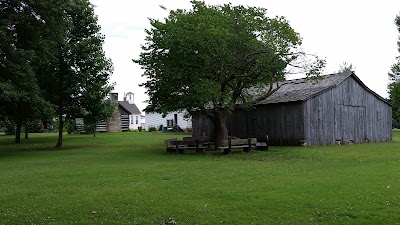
(135, 1), (325, 145)
(0, 0), (53, 143)
(36, 0), (113, 148)
(389, 13), (400, 122)
(1, 0), (113, 147)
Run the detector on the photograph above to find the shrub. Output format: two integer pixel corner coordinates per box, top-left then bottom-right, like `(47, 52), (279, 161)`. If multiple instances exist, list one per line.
(65, 120), (77, 134)
(26, 120), (44, 133)
(148, 126), (157, 132)
(0, 119), (15, 135)
(158, 124), (163, 131)
(138, 126), (143, 132)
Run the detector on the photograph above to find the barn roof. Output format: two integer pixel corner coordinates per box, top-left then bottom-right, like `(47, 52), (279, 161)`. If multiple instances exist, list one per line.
(119, 101), (141, 114)
(256, 71), (390, 105)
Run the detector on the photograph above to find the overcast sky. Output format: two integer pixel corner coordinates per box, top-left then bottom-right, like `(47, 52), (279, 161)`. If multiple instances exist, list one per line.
(90, 0), (400, 112)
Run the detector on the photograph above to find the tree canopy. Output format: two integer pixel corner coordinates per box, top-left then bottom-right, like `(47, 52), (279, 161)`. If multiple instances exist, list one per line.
(0, 0), (53, 142)
(135, 1), (325, 144)
(0, 0), (113, 147)
(389, 13), (400, 122)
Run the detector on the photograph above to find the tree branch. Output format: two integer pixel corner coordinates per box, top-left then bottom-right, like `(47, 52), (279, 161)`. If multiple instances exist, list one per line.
(235, 81), (281, 110)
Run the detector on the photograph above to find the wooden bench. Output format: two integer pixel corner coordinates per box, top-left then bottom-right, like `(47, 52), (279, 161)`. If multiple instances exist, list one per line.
(256, 135), (269, 151)
(183, 136), (214, 148)
(165, 138), (178, 152)
(218, 138), (257, 154)
(171, 140), (208, 154)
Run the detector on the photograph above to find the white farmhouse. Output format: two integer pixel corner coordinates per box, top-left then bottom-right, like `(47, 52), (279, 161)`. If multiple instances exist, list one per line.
(145, 111), (192, 131)
(119, 92), (142, 130)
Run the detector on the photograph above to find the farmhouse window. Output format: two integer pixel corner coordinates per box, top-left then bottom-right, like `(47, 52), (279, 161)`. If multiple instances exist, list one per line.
(136, 116), (139, 124)
(167, 119), (174, 127)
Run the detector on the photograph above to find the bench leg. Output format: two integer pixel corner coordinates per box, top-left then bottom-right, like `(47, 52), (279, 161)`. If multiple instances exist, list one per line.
(243, 147), (251, 153)
(175, 144), (184, 154)
(256, 146), (268, 151)
(244, 139), (251, 152)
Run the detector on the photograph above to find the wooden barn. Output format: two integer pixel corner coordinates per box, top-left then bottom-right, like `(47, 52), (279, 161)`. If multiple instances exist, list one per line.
(192, 72), (392, 146)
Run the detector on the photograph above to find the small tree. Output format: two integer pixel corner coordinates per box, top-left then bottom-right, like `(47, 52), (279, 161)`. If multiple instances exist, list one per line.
(83, 94), (115, 137)
(338, 62), (355, 73)
(135, 1), (325, 145)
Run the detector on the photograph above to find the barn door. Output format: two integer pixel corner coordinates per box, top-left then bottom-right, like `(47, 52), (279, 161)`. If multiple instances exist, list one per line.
(354, 107), (366, 143)
(336, 105), (366, 144)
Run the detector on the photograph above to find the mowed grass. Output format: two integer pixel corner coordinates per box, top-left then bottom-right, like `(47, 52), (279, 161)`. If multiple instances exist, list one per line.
(1, 131), (400, 224)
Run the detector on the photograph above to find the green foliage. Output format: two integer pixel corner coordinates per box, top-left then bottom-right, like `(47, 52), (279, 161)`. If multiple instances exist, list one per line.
(83, 97), (115, 136)
(136, 1), (325, 115)
(0, 119), (15, 135)
(0, 0), (54, 142)
(389, 13), (400, 121)
(0, 0), (113, 146)
(135, 1), (325, 143)
(64, 120), (76, 135)
(1, 131), (400, 224)
(25, 120), (45, 133)
(148, 126), (157, 132)
(38, 0), (113, 147)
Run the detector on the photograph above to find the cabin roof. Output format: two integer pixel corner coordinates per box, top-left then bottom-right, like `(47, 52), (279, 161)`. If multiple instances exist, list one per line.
(119, 101), (141, 114)
(256, 71), (390, 105)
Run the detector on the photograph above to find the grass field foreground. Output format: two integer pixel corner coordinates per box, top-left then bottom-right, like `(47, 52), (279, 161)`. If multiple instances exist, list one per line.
(1, 131), (400, 224)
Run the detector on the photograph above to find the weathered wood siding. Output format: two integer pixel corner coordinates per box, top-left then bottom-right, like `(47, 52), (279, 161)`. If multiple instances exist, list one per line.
(304, 76), (392, 145)
(228, 103), (305, 145)
(193, 102), (305, 145)
(121, 115), (129, 131)
(192, 114), (214, 139)
(304, 87), (336, 146)
(96, 121), (107, 132)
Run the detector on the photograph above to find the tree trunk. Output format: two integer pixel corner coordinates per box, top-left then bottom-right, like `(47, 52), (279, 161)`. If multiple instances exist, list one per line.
(24, 121), (29, 139)
(15, 120), (22, 143)
(213, 110), (229, 147)
(93, 124), (96, 137)
(56, 114), (63, 149)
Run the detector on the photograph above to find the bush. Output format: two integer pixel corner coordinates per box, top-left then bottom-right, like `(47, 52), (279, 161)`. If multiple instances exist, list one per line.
(148, 127), (157, 132)
(26, 120), (44, 133)
(158, 124), (163, 131)
(138, 126), (143, 132)
(0, 120), (15, 135)
(65, 120), (77, 134)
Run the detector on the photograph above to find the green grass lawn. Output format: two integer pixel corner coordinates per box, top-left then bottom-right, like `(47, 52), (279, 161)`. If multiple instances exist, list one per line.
(1, 131), (400, 224)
